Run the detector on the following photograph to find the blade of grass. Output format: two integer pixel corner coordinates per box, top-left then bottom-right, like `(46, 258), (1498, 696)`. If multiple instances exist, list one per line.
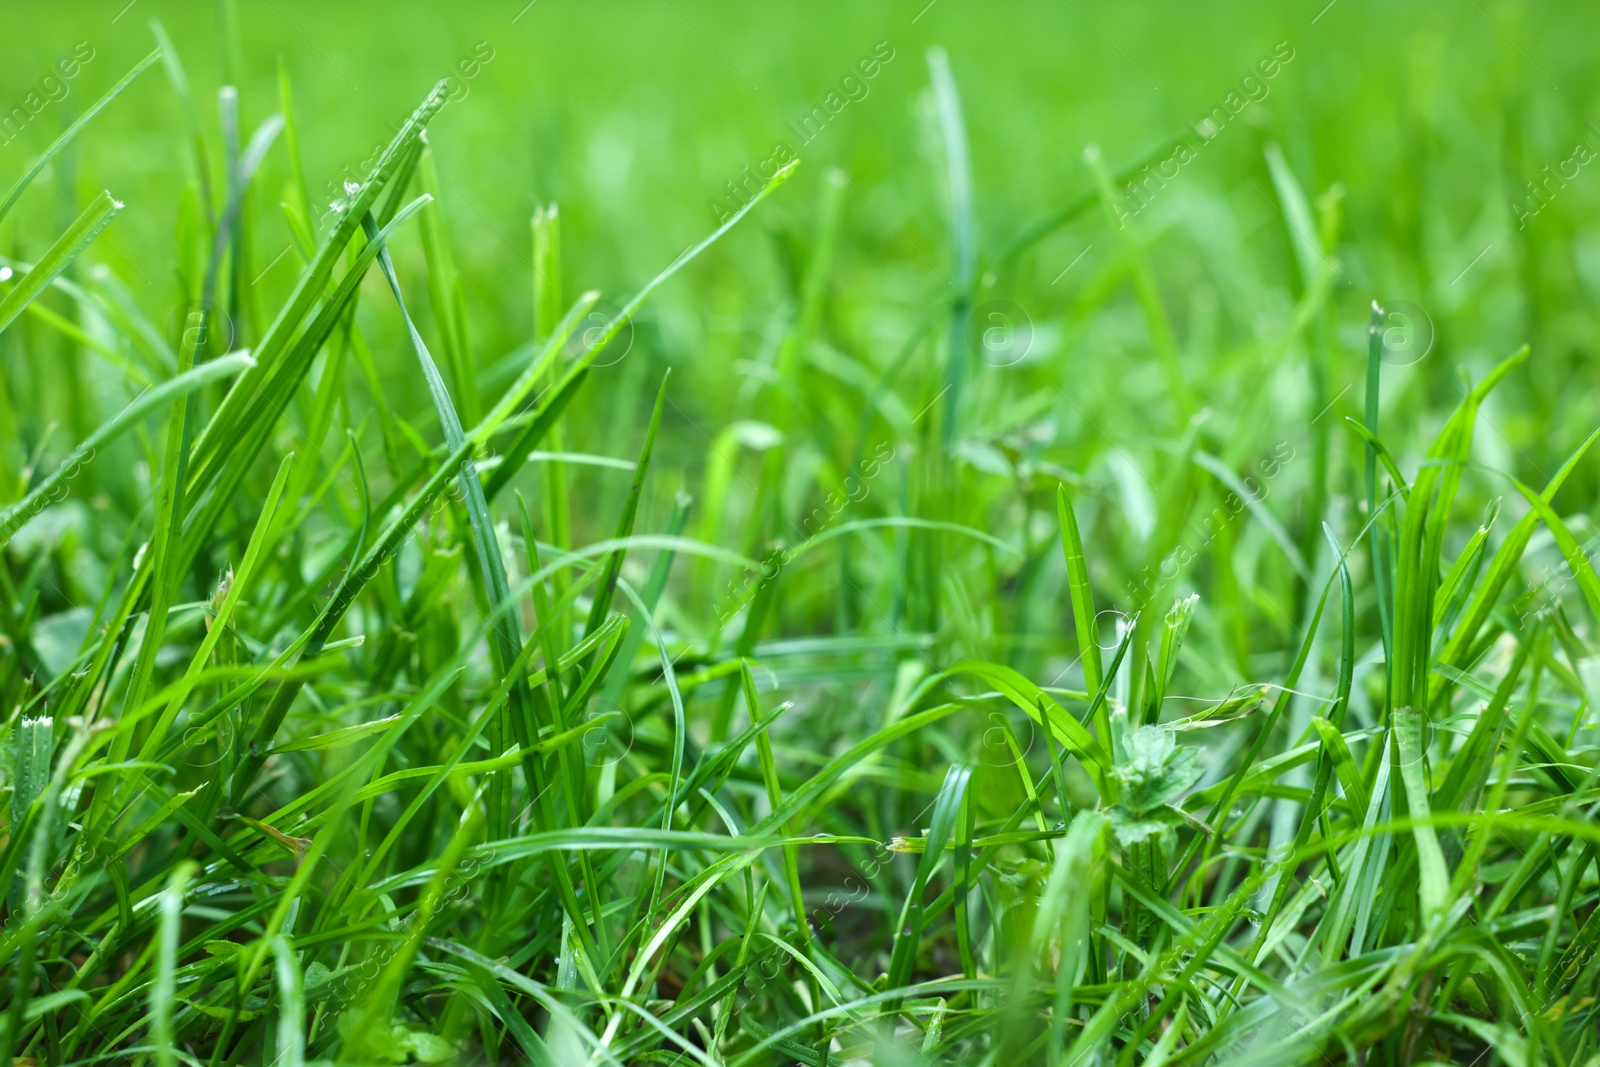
(0, 191), (122, 336)
(1057, 484), (1104, 698)
(0, 50), (159, 227)
(583, 371), (668, 638)
(885, 762), (972, 1011)
(151, 861), (196, 1067)
(0, 351), (251, 546)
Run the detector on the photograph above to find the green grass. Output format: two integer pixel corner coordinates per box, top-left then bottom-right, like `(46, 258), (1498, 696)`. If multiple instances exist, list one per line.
(2, 2), (1599, 1064)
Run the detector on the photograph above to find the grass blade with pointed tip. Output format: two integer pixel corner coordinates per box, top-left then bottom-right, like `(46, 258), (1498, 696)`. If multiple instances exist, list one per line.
(584, 371), (669, 637)
(0, 350), (251, 546)
(885, 762), (972, 1010)
(1057, 483), (1104, 700)
(0, 50), (159, 227)
(0, 191), (121, 336)
(361, 210), (532, 838)
(186, 82), (449, 485)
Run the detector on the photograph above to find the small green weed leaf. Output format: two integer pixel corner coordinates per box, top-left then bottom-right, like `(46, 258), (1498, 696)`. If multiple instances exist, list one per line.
(1108, 723), (1201, 814)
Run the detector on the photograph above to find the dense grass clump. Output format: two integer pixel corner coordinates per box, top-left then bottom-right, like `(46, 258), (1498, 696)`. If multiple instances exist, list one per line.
(2, 4), (1599, 1064)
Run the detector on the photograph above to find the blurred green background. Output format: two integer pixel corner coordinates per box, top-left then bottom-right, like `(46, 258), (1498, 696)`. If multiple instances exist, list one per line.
(5, 2), (1592, 392)
(3, 0), (1598, 666)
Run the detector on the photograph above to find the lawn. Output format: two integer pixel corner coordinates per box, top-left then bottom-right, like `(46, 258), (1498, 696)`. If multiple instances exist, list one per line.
(1, 1), (1598, 1064)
